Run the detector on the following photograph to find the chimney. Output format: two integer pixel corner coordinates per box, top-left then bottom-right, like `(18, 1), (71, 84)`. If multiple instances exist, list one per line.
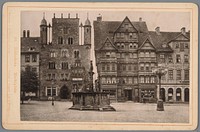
(181, 27), (186, 35)
(155, 27), (161, 35)
(139, 17), (142, 22)
(27, 30), (30, 37)
(53, 13), (55, 18)
(23, 30), (26, 37)
(61, 13), (63, 18)
(76, 13), (78, 18)
(97, 14), (102, 22)
(68, 13), (70, 18)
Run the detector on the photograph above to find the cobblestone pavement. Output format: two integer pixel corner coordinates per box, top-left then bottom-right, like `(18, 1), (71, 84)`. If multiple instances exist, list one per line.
(20, 101), (189, 123)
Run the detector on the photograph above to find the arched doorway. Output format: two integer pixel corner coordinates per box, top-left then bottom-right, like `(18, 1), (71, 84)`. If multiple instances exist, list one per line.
(60, 85), (70, 99)
(184, 88), (189, 102)
(168, 88), (173, 101)
(160, 88), (165, 102)
(176, 88), (181, 101)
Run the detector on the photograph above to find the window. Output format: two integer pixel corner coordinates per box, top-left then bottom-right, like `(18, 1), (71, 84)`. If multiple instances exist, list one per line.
(121, 33), (124, 37)
(111, 77), (116, 84)
(145, 52), (150, 57)
(168, 55), (173, 63)
(101, 77), (106, 84)
(58, 36), (63, 44)
(146, 76), (150, 83)
(150, 76), (155, 83)
(47, 74), (51, 80)
(129, 33), (133, 39)
(176, 54), (181, 63)
(106, 52), (110, 58)
(47, 87), (57, 96)
(145, 63), (149, 71)
(50, 51), (56, 57)
(134, 77), (138, 83)
(52, 74), (56, 80)
(133, 53), (137, 58)
(68, 37), (73, 45)
(140, 63), (144, 71)
(61, 62), (68, 69)
(64, 27), (70, 34)
(32, 54), (37, 62)
(184, 55), (189, 63)
(116, 33), (120, 38)
(125, 24), (129, 29)
(49, 62), (56, 69)
(32, 67), (37, 73)
(123, 65), (126, 71)
(102, 64), (105, 71)
(177, 70), (181, 80)
(168, 70), (173, 80)
(74, 50), (79, 58)
(180, 43), (184, 51)
(128, 65), (132, 71)
(139, 52), (144, 57)
(133, 33), (137, 39)
(61, 50), (68, 57)
(140, 76), (144, 83)
(150, 52), (156, 57)
(117, 43), (120, 48)
(60, 74), (64, 80)
(185, 43), (189, 48)
(129, 43), (133, 49)
(184, 69), (189, 80)
(128, 77), (132, 84)
(112, 64), (115, 71)
(133, 43), (137, 49)
(107, 77), (111, 84)
(121, 43), (125, 49)
(107, 64), (110, 71)
(25, 55), (30, 62)
(160, 54), (165, 63)
(176, 43), (179, 48)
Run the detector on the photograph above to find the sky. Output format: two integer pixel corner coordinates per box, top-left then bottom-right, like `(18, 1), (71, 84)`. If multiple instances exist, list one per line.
(21, 11), (190, 79)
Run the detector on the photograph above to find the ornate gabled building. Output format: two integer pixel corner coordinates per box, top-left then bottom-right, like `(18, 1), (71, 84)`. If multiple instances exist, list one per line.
(94, 16), (190, 103)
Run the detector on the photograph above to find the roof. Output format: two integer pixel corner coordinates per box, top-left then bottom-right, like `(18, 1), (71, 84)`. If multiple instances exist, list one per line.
(41, 18), (47, 25)
(149, 31), (190, 52)
(85, 18), (91, 26)
(21, 37), (41, 53)
(93, 20), (149, 50)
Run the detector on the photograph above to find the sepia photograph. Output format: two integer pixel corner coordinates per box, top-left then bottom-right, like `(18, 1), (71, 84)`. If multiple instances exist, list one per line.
(2, 2), (198, 130)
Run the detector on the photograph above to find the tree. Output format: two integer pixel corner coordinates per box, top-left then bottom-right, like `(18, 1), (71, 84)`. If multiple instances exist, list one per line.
(21, 66), (39, 104)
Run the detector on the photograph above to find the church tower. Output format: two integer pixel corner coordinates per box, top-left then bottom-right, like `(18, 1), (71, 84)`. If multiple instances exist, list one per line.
(84, 14), (91, 45)
(40, 13), (47, 44)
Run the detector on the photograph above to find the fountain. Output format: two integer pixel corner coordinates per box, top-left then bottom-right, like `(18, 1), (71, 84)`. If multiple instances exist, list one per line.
(69, 61), (116, 111)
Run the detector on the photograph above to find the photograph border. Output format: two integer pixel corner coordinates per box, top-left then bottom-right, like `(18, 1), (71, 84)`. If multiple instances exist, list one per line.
(1, 1), (199, 131)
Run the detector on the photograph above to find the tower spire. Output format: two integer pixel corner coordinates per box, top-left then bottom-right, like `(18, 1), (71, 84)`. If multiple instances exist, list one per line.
(43, 12), (45, 19)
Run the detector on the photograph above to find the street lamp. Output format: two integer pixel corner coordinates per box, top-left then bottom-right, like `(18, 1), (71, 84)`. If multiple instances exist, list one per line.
(51, 79), (55, 106)
(152, 67), (168, 111)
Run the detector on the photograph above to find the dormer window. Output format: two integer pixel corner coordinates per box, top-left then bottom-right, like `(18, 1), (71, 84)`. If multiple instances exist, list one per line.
(162, 43), (167, 48)
(133, 43), (138, 48)
(175, 43), (179, 48)
(117, 43), (120, 49)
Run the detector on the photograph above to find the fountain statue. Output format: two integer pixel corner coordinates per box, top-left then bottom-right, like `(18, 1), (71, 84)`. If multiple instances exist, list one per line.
(69, 61), (116, 111)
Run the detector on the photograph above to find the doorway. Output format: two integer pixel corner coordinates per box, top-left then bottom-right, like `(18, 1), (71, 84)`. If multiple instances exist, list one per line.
(60, 85), (70, 99)
(125, 90), (132, 100)
(184, 88), (189, 102)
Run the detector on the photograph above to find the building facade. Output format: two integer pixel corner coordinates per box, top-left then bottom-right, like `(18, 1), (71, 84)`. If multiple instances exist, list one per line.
(94, 16), (190, 103)
(21, 13), (92, 100)
(21, 30), (41, 96)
